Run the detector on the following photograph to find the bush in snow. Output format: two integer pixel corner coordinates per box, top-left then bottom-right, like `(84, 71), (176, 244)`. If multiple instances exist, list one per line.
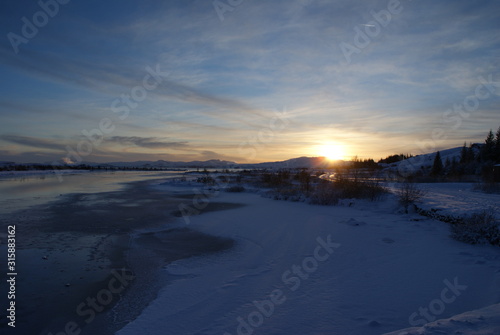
(451, 209), (500, 246)
(225, 185), (245, 193)
(260, 170), (291, 188)
(197, 176), (216, 185)
(395, 181), (425, 211)
(473, 181), (500, 194)
(333, 176), (387, 200)
(271, 187), (304, 201)
(363, 180), (388, 201)
(309, 179), (339, 205)
(309, 177), (387, 205)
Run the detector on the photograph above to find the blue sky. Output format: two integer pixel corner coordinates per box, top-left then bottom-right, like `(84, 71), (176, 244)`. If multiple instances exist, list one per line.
(0, 0), (499, 164)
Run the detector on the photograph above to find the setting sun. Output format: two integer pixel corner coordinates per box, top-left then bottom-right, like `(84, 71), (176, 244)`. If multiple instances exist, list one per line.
(317, 143), (347, 161)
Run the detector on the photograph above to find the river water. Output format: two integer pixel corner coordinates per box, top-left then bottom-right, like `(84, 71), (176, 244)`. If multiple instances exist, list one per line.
(0, 170), (185, 214)
(0, 170), (187, 334)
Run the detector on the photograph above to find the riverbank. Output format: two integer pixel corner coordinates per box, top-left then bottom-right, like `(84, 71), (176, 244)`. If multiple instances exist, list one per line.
(0, 176), (241, 335)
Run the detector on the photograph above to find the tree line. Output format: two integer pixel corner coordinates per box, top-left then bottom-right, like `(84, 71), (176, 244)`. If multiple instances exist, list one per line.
(431, 126), (500, 179)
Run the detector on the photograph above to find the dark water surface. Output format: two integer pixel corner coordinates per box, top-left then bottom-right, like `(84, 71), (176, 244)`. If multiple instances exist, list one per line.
(0, 171), (235, 335)
(0, 171), (185, 214)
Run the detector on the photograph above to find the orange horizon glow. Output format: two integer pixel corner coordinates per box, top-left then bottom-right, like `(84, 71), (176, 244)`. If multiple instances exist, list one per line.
(315, 143), (349, 161)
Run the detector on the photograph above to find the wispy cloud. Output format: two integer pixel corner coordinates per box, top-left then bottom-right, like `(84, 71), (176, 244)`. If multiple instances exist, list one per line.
(105, 136), (189, 149)
(0, 135), (65, 151)
(0, 44), (266, 119)
(0, 0), (498, 163)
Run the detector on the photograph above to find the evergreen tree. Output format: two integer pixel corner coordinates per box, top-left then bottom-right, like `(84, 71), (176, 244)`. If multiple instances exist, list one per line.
(460, 142), (468, 164)
(449, 157), (458, 176)
(445, 157), (451, 169)
(467, 143), (476, 162)
(481, 130), (496, 162)
(431, 151), (443, 176)
(495, 126), (500, 163)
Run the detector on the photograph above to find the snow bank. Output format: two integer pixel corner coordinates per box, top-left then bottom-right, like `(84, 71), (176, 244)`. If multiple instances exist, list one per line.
(384, 303), (500, 335)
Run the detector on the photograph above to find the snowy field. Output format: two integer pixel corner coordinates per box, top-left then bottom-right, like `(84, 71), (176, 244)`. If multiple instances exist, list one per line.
(384, 182), (500, 217)
(418, 183), (500, 216)
(117, 181), (500, 335)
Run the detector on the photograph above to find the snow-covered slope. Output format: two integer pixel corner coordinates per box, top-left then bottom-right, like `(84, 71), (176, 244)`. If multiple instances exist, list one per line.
(384, 146), (472, 176)
(116, 183), (500, 335)
(385, 182), (500, 216)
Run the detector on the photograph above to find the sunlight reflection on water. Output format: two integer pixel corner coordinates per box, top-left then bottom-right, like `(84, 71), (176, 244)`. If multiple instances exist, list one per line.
(0, 171), (183, 213)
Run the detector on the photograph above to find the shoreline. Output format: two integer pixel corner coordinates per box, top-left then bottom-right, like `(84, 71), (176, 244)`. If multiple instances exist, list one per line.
(0, 177), (242, 335)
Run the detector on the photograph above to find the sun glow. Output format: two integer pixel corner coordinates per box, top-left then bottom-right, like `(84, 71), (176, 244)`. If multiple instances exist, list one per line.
(317, 143), (347, 161)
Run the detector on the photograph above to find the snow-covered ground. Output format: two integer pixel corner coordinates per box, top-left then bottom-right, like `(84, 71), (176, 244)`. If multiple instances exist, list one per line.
(384, 303), (500, 335)
(385, 182), (500, 216)
(418, 183), (500, 216)
(117, 182), (500, 335)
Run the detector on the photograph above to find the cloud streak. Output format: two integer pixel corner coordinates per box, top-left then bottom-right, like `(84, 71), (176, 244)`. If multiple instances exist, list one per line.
(0, 45), (266, 119)
(105, 136), (189, 149)
(0, 135), (65, 151)
(0, 0), (499, 163)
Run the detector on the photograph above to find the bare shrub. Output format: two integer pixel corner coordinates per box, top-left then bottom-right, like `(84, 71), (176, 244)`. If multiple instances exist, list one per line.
(473, 181), (500, 194)
(451, 209), (500, 245)
(197, 176), (216, 185)
(396, 181), (426, 210)
(310, 177), (387, 205)
(363, 181), (388, 201)
(309, 180), (339, 205)
(226, 185), (245, 193)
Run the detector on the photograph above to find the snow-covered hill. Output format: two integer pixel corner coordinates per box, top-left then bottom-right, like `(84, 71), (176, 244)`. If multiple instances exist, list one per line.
(384, 145), (480, 176)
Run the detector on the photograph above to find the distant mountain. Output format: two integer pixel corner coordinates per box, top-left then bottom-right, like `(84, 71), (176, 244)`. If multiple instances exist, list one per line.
(26, 146), (484, 172)
(44, 157), (347, 169)
(90, 159), (238, 169)
(46, 157), (344, 169)
(241, 156), (345, 169)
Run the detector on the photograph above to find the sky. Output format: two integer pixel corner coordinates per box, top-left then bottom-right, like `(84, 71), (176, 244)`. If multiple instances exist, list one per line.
(0, 0), (499, 164)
